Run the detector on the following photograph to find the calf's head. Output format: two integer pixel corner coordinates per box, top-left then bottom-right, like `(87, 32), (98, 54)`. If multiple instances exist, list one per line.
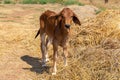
(54, 8), (81, 30)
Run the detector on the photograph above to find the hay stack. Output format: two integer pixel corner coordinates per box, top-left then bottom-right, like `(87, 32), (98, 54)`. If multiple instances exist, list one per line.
(66, 9), (120, 80)
(71, 9), (120, 48)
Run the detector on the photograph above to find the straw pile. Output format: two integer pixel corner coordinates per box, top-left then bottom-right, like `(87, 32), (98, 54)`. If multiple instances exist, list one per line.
(64, 9), (120, 80)
(71, 9), (120, 47)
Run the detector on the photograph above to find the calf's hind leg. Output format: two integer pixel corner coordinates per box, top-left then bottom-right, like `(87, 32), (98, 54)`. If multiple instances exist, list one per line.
(45, 37), (53, 62)
(40, 33), (47, 67)
(45, 37), (52, 62)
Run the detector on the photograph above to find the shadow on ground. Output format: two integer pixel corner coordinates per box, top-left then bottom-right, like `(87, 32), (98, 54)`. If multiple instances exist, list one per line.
(21, 55), (50, 74)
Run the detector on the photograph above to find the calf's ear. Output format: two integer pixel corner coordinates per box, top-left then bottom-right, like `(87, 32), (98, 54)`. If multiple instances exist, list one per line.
(73, 13), (81, 26)
(48, 14), (59, 26)
(49, 13), (62, 26)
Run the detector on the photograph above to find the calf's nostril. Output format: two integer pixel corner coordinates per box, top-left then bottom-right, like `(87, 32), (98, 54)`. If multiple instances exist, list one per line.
(65, 24), (70, 28)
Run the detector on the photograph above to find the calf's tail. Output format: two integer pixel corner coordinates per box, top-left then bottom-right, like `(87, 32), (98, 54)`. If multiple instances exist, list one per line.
(35, 29), (40, 39)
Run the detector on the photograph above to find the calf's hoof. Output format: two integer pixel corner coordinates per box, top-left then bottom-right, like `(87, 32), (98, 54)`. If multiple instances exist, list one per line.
(46, 58), (49, 62)
(64, 62), (68, 66)
(52, 72), (56, 75)
(64, 64), (68, 66)
(42, 64), (46, 67)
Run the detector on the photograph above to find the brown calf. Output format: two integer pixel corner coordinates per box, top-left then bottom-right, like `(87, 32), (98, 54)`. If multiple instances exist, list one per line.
(35, 8), (81, 75)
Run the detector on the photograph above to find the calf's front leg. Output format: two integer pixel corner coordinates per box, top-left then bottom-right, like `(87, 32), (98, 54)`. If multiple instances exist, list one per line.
(63, 46), (68, 66)
(52, 42), (58, 75)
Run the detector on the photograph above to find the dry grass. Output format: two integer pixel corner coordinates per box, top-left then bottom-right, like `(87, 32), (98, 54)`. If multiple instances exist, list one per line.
(68, 9), (120, 80)
(72, 10), (120, 46)
(0, 4), (120, 80)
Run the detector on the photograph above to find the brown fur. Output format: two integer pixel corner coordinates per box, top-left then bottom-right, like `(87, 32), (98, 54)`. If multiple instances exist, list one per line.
(35, 8), (81, 75)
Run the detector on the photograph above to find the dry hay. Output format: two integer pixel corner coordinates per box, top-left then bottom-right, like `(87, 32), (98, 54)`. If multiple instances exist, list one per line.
(64, 9), (120, 80)
(71, 9), (120, 47)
